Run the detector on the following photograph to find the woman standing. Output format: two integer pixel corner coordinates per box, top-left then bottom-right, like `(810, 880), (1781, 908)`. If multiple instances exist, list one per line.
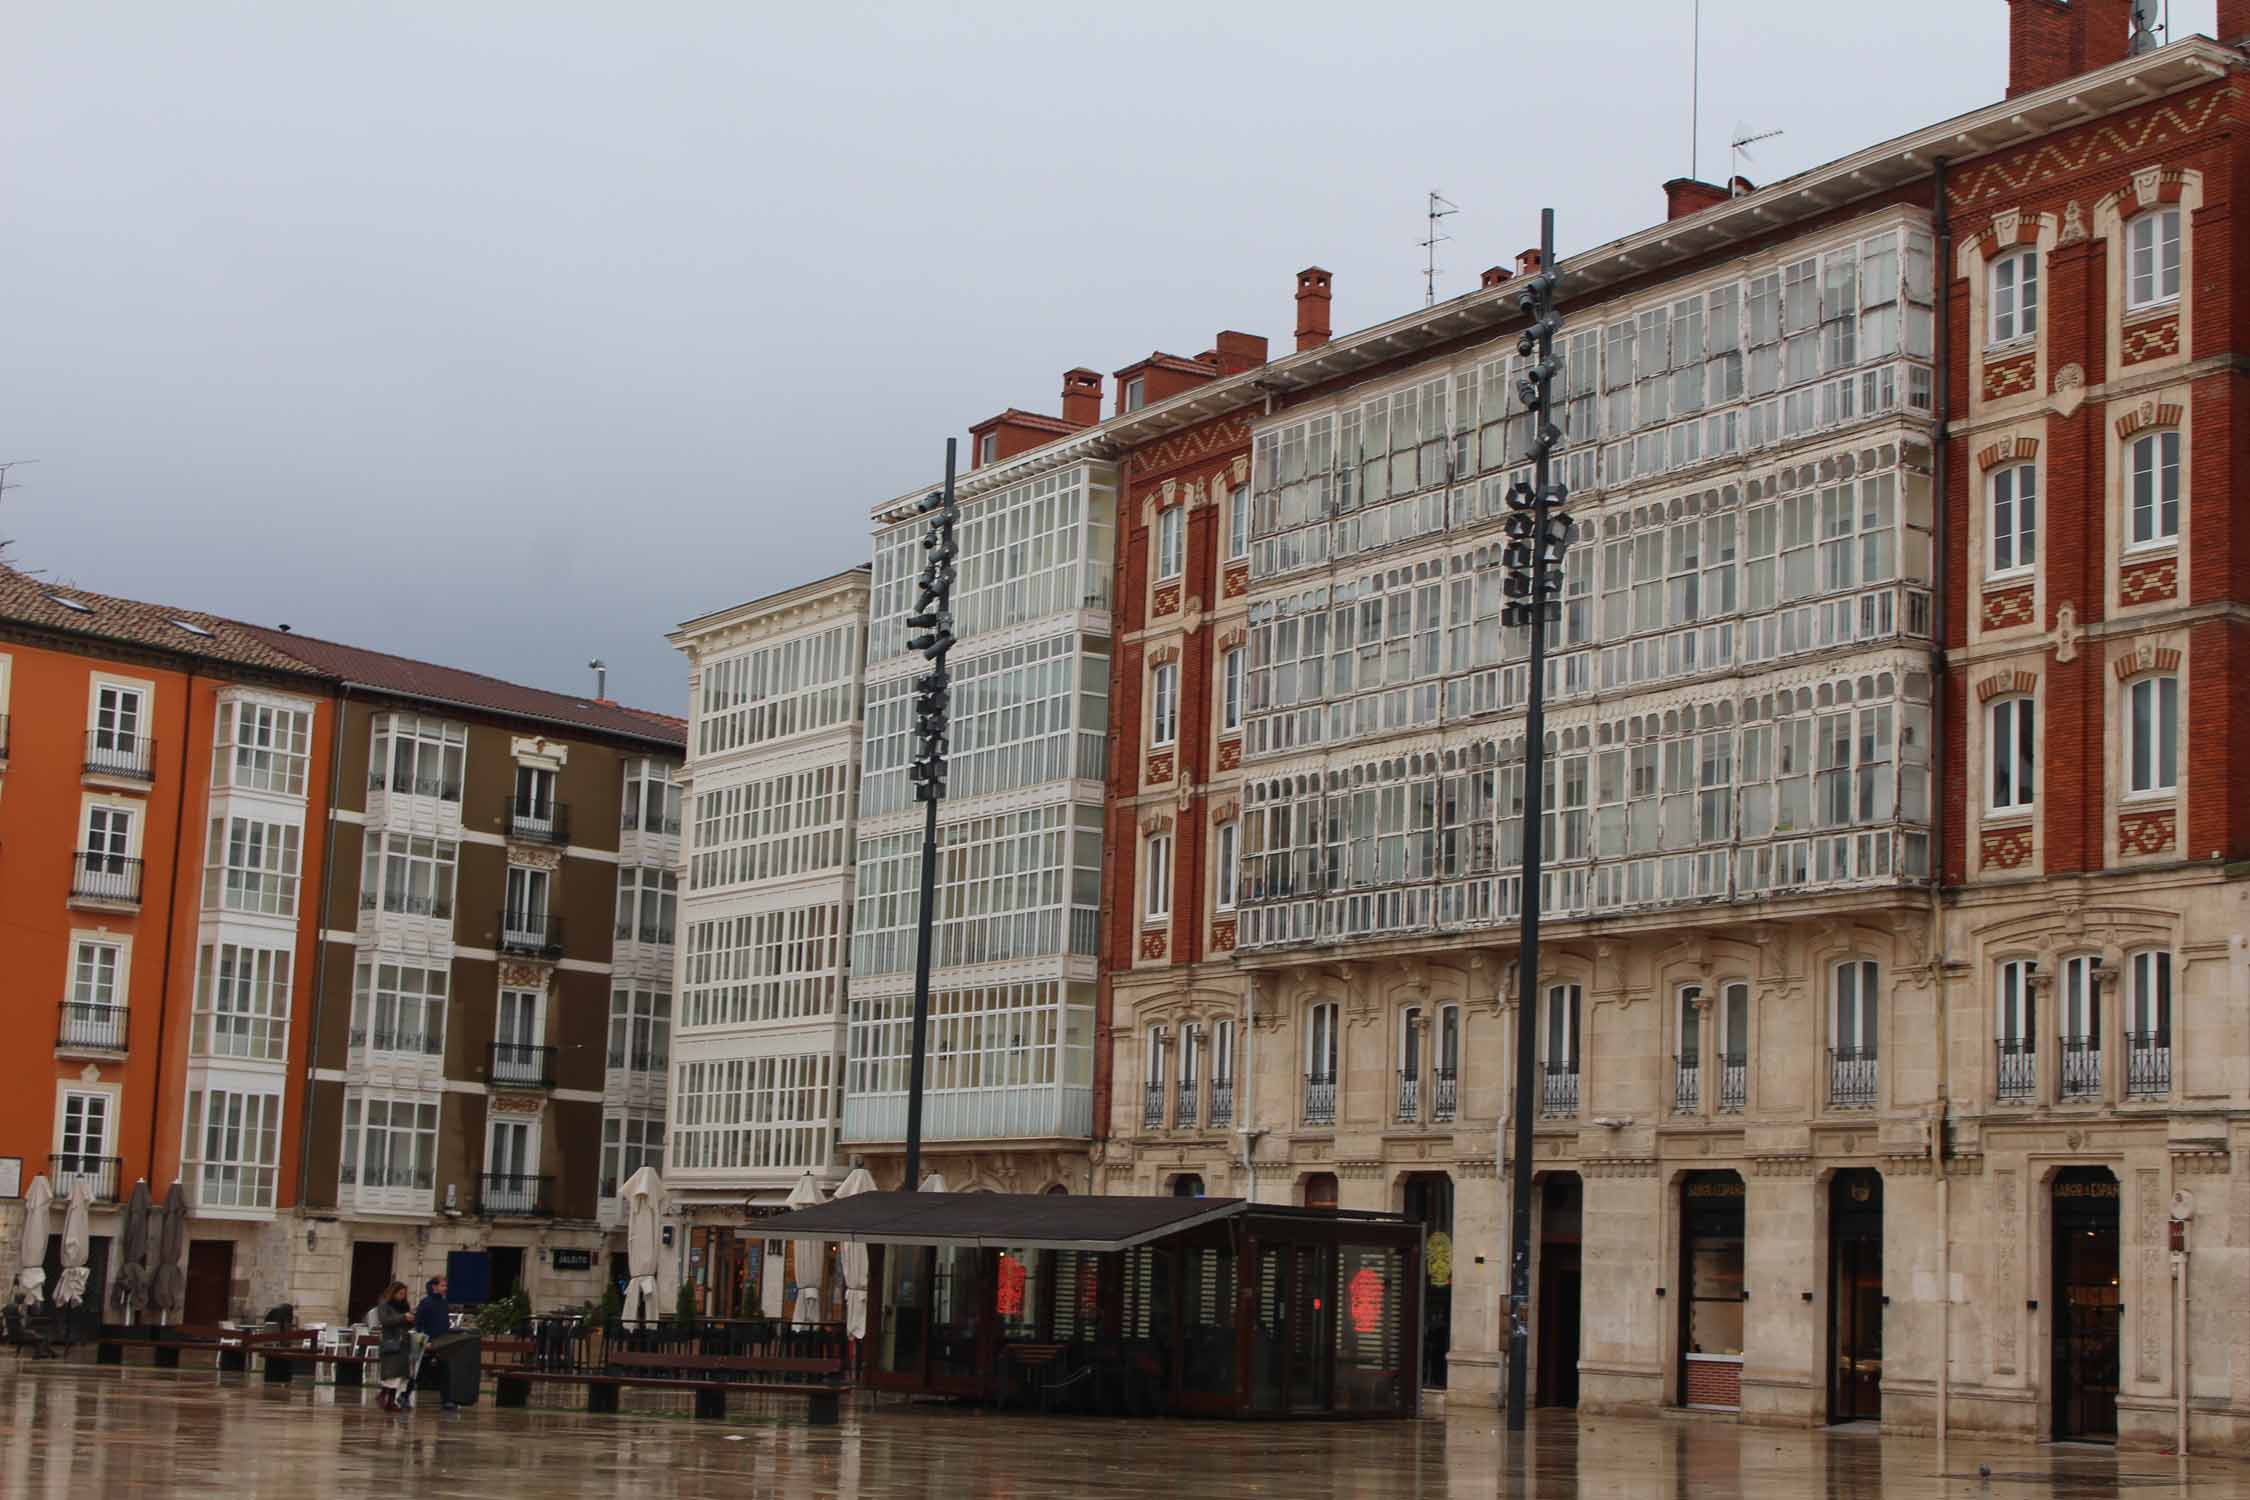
(375, 1281), (415, 1412)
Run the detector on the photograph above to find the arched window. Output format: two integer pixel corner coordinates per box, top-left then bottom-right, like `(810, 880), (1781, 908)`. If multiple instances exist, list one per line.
(2126, 209), (2182, 310)
(1142, 1025), (1168, 1129)
(1675, 984), (1704, 1111)
(1433, 1004), (1460, 1123)
(1990, 247), (2039, 343)
(1995, 957), (2038, 1102)
(2127, 430), (2180, 548)
(1990, 463), (2037, 575)
(1829, 959), (1879, 1108)
(2125, 675), (2179, 797)
(1541, 982), (1581, 1117)
(1718, 981), (1750, 1112)
(1304, 1002), (1338, 1125)
(1988, 695), (2035, 814)
(1397, 1006), (1423, 1122)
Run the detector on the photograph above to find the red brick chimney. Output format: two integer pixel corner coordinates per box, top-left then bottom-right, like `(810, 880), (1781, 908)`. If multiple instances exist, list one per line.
(1480, 265), (1513, 289)
(1515, 247), (1544, 277)
(1061, 368), (1102, 427)
(1664, 177), (1731, 221)
(1294, 267), (1333, 352)
(1730, 174), (1757, 198)
(1211, 330), (1268, 376)
(2007, 0), (2132, 98)
(2223, 0), (2250, 45)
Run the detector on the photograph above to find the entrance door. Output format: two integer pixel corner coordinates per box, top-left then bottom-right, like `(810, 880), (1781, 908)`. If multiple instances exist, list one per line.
(348, 1241), (394, 1323)
(1828, 1169), (1884, 1422)
(2053, 1168), (2122, 1442)
(1403, 1173), (1454, 1389)
(1537, 1174), (1583, 1408)
(489, 1246), (526, 1304)
(1286, 1243), (1334, 1412)
(185, 1240), (235, 1325)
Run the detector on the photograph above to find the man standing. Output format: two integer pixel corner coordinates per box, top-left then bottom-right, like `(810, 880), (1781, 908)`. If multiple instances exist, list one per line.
(413, 1275), (456, 1412)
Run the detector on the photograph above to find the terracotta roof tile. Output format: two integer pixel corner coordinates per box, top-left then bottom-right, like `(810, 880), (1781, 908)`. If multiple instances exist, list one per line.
(0, 564), (318, 675)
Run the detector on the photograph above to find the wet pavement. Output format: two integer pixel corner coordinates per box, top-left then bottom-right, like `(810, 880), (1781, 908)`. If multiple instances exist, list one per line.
(2, 1362), (2245, 1499)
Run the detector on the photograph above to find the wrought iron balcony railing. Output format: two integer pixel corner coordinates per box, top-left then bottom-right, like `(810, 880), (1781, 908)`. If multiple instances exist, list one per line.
(478, 1172), (554, 1217)
(489, 1040), (556, 1089)
(508, 796), (570, 845)
(498, 910), (563, 959)
(71, 852), (143, 905)
(84, 731), (155, 781)
(57, 1001), (127, 1052)
(2059, 1035), (2102, 1101)
(1303, 1075), (1337, 1127)
(1828, 1048), (1878, 1110)
(1995, 1038), (2037, 1103)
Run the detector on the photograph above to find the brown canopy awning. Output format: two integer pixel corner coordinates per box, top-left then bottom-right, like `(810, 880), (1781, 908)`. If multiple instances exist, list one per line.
(750, 1191), (1250, 1251)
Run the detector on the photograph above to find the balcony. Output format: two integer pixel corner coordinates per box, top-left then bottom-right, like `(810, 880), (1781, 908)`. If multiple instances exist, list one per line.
(70, 853), (143, 908)
(83, 731), (155, 783)
(1718, 1054), (1747, 1113)
(57, 1001), (127, 1054)
(489, 1041), (556, 1089)
(1995, 1039), (2037, 1104)
(2059, 1036), (2101, 1101)
(1396, 1072), (1420, 1123)
(1303, 1075), (1337, 1127)
(1828, 1048), (1878, 1110)
(1432, 1068), (1457, 1123)
(2126, 1033), (2171, 1098)
(1209, 1078), (1235, 1128)
(843, 1084), (1092, 1145)
(508, 797), (570, 846)
(1674, 1057), (1700, 1113)
(1541, 1062), (1579, 1119)
(51, 1154), (120, 1203)
(1176, 1077), (1199, 1129)
(478, 1172), (554, 1218)
(1142, 1083), (1165, 1129)
(498, 910), (563, 959)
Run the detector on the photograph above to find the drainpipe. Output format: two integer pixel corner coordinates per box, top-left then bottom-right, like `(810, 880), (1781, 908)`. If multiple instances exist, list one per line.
(2175, 1239), (2189, 1455)
(296, 682), (349, 1211)
(1238, 977), (1261, 1199)
(1930, 152), (1953, 1451)
(145, 659), (197, 1178)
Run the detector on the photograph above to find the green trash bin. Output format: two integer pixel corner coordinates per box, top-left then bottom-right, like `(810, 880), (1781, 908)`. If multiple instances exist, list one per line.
(418, 1330), (482, 1406)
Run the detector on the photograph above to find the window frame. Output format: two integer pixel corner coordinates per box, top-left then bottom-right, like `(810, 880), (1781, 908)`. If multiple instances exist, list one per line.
(2126, 208), (2182, 311)
(1144, 833), (1173, 923)
(1155, 504), (1185, 582)
(2125, 673), (2179, 799)
(1124, 376), (1147, 413)
(1149, 661), (1179, 748)
(1226, 484), (1250, 562)
(1221, 647), (1243, 733)
(1987, 694), (2036, 816)
(1988, 462), (2037, 577)
(2126, 429), (2181, 551)
(1543, 981), (1581, 1068)
(1988, 247), (2039, 346)
(2128, 948), (2172, 1041)
(1829, 958), (1880, 1055)
(1306, 1001), (1339, 1082)
(1214, 819), (1238, 911)
(1996, 957), (2038, 1045)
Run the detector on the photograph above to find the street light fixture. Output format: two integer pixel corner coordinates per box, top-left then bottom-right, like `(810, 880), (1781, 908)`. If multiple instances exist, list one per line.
(902, 438), (960, 1192)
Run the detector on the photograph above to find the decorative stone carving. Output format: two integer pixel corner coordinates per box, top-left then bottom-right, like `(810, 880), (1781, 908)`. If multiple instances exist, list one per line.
(1993, 1170), (2018, 1374)
(2052, 600), (2080, 663)
(2051, 362), (2086, 418)
(508, 844), (562, 871)
(2059, 198), (2088, 245)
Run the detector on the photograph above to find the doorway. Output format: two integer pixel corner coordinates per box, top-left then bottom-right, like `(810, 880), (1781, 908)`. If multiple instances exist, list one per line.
(1678, 1172), (1747, 1410)
(2052, 1167), (2121, 1442)
(1402, 1173), (1454, 1390)
(1827, 1169), (1883, 1422)
(1249, 1242), (1335, 1413)
(185, 1240), (235, 1325)
(1536, 1173), (1583, 1408)
(347, 1241), (394, 1323)
(489, 1246), (526, 1304)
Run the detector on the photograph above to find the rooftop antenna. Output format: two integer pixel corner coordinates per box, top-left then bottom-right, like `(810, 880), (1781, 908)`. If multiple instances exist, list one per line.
(1731, 125), (1783, 195)
(1421, 190), (1458, 306)
(588, 658), (607, 700)
(2128, 0), (2162, 55)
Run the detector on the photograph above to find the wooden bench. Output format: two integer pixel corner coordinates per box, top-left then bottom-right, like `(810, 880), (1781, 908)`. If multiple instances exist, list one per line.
(481, 1337), (535, 1369)
(97, 1326), (253, 1372)
(259, 1346), (372, 1387)
(493, 1355), (841, 1425)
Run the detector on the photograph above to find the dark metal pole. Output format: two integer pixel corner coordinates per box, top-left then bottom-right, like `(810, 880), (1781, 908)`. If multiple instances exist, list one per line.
(1504, 208), (1560, 1433)
(902, 437), (959, 1193)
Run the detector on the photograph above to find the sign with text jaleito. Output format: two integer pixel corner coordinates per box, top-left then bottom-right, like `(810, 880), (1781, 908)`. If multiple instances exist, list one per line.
(551, 1248), (596, 1272)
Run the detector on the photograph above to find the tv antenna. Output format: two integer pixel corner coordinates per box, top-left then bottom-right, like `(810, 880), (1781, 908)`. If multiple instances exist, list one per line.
(1421, 190), (1458, 306)
(1731, 125), (1783, 194)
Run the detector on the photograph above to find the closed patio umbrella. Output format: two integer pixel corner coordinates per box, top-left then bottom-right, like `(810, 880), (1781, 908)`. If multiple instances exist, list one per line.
(52, 1179), (93, 1308)
(14, 1176), (52, 1301)
(832, 1167), (877, 1340)
(783, 1172), (824, 1322)
(113, 1180), (152, 1321)
(620, 1165), (663, 1326)
(151, 1182), (188, 1320)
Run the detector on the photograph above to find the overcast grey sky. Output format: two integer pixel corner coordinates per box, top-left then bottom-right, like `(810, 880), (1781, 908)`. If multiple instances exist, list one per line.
(2, 2), (2221, 710)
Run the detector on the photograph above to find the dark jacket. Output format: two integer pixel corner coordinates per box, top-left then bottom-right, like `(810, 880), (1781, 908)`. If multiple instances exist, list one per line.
(376, 1300), (415, 1381)
(414, 1292), (451, 1337)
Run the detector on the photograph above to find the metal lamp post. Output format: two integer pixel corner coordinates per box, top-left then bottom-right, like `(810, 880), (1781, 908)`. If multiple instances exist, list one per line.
(1502, 210), (1569, 1432)
(902, 439), (960, 1192)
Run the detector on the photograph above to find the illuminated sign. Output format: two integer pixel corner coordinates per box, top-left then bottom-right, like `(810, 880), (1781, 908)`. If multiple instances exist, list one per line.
(997, 1255), (1027, 1317)
(1348, 1266), (1384, 1335)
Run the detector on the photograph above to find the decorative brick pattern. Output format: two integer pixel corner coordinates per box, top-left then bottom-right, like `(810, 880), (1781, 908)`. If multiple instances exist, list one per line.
(1976, 669), (2039, 703)
(2112, 644), (2183, 681)
(2115, 400), (2185, 442)
(1146, 752), (1174, 786)
(1125, 414), (1252, 475)
(1216, 738), (1241, 772)
(2120, 314), (2180, 367)
(1152, 582), (1182, 618)
(1209, 920), (1236, 953)
(1981, 824), (2034, 872)
(1976, 436), (2040, 471)
(1138, 929), (1169, 961)
(1982, 584), (2036, 632)
(2118, 807), (2176, 858)
(2118, 555), (2178, 607)
(1683, 1360), (1741, 1409)
(1945, 94), (2224, 211)
(1223, 562), (1250, 599)
(1983, 351), (2037, 402)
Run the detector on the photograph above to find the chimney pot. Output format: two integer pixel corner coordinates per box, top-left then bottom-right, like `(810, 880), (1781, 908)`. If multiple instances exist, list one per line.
(1664, 177), (1731, 221)
(1294, 266), (1333, 352)
(1480, 265), (1513, 289)
(1061, 367), (1103, 427)
(1515, 248), (1544, 277)
(2006, 0), (2132, 98)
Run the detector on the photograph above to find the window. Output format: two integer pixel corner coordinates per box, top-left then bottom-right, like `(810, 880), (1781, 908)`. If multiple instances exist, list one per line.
(2060, 955), (2101, 1043)
(1227, 485), (1249, 562)
(191, 942), (290, 1061)
(1542, 983), (1580, 1116)
(615, 866), (679, 945)
(59, 1090), (110, 1164)
(621, 758), (682, 834)
(1150, 662), (1179, 747)
(214, 700), (312, 795)
(1718, 982), (1750, 1111)
(361, 833), (458, 919)
(2127, 430), (2180, 547)
(1307, 1002), (1338, 1082)
(2127, 209), (2182, 309)
(2129, 949), (2172, 1043)
(341, 1093), (438, 1196)
(495, 987), (543, 1056)
(608, 985), (671, 1072)
(505, 865), (551, 925)
(1145, 834), (1173, 922)
(978, 432), (997, 465)
(1990, 464), (2036, 575)
(369, 714), (465, 802)
(1989, 249), (2039, 343)
(1221, 648), (1243, 733)
(1146, 1025), (1168, 1088)
(72, 939), (123, 1009)
(84, 804), (134, 862)
(183, 1089), (281, 1210)
(1155, 504), (1184, 581)
(1997, 957), (2038, 1049)
(203, 815), (301, 916)
(1988, 696), (2035, 814)
(1434, 1005), (1460, 1117)
(351, 960), (447, 1057)
(92, 683), (144, 754)
(600, 1112), (665, 1198)
(1125, 376), (1147, 412)
(1829, 960), (1879, 1109)
(513, 764), (558, 830)
(2126, 675), (2178, 796)
(1215, 820), (1239, 911)
(487, 1117), (536, 1182)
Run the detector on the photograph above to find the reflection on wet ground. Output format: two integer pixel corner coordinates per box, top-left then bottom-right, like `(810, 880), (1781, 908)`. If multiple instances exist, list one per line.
(0, 1364), (2239, 1498)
